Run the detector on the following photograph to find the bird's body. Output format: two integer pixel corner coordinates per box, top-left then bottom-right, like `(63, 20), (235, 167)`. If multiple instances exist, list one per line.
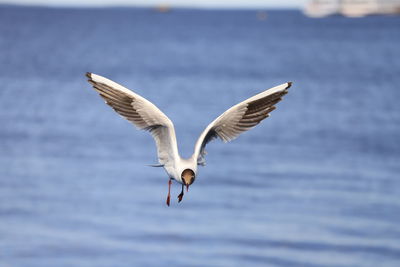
(169, 157), (197, 184)
(86, 72), (292, 205)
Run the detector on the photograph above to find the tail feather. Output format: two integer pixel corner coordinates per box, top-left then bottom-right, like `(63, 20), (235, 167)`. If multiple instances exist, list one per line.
(147, 164), (164, 167)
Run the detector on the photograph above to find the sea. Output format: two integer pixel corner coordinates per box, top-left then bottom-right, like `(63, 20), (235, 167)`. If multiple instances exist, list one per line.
(0, 5), (399, 267)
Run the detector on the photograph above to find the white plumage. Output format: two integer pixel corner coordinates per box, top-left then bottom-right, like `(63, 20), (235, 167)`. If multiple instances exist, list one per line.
(86, 72), (292, 205)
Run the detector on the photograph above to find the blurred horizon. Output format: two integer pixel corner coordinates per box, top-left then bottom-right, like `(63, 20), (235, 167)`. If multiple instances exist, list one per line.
(0, 0), (306, 9)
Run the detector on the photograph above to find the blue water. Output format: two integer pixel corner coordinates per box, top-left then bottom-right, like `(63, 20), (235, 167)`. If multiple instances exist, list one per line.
(1, 5), (400, 267)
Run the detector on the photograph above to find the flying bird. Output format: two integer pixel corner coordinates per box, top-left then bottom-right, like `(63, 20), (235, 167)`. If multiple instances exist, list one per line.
(86, 73), (292, 206)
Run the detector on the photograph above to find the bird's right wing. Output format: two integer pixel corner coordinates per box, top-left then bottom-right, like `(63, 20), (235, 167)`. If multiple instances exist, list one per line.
(86, 73), (179, 166)
(193, 82), (292, 166)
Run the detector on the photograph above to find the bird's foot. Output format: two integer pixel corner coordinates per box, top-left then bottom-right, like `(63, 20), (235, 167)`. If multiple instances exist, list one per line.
(177, 192), (184, 203)
(177, 184), (184, 203)
(166, 179), (172, 206)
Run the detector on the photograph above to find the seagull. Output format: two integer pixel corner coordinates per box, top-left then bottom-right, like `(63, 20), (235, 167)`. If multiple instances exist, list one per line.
(86, 73), (292, 206)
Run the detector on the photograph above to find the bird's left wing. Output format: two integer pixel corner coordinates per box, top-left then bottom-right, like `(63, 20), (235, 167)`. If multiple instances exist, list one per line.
(86, 73), (179, 166)
(193, 82), (292, 166)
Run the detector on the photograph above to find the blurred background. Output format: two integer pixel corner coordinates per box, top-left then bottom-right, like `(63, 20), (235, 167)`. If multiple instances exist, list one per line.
(0, 0), (399, 266)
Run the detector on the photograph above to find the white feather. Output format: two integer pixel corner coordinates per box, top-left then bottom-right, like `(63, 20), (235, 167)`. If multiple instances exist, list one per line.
(87, 73), (179, 168)
(192, 82), (292, 165)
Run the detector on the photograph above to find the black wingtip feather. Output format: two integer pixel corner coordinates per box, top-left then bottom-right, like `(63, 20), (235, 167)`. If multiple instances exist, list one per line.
(287, 82), (293, 89)
(86, 72), (92, 80)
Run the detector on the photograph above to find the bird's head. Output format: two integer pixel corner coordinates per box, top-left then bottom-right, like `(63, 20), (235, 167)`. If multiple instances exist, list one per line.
(181, 169), (195, 191)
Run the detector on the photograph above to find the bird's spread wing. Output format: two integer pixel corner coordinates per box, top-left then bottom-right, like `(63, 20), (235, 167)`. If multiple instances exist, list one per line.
(86, 73), (179, 166)
(193, 82), (292, 166)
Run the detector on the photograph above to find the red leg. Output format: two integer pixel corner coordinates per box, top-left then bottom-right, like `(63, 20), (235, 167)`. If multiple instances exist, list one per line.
(166, 179), (172, 206)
